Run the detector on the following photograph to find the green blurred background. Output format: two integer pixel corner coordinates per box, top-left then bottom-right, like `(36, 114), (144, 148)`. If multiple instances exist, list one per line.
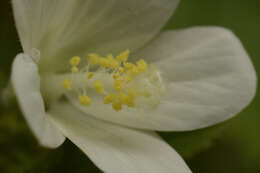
(0, 0), (259, 172)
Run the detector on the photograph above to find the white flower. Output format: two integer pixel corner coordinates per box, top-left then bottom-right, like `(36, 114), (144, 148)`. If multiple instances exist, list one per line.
(10, 0), (256, 173)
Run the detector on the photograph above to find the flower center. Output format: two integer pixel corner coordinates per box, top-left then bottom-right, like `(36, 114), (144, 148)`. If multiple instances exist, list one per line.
(61, 50), (164, 111)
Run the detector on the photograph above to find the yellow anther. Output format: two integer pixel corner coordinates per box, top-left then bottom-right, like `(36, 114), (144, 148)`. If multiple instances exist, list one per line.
(104, 93), (117, 104)
(136, 59), (148, 72)
(111, 61), (119, 69)
(117, 49), (130, 62)
(118, 92), (128, 104)
(93, 80), (104, 94)
(106, 54), (119, 68)
(114, 79), (123, 91)
(110, 60), (120, 69)
(62, 79), (71, 90)
(64, 50), (156, 111)
(71, 66), (79, 73)
(126, 89), (136, 107)
(126, 97), (135, 107)
(112, 102), (122, 111)
(113, 73), (120, 80)
(79, 94), (91, 106)
(118, 92), (135, 107)
(88, 72), (94, 79)
(128, 66), (139, 77)
(118, 67), (126, 74)
(128, 88), (136, 99)
(123, 75), (132, 83)
(99, 58), (109, 68)
(124, 62), (135, 69)
(70, 56), (81, 66)
(88, 53), (100, 66)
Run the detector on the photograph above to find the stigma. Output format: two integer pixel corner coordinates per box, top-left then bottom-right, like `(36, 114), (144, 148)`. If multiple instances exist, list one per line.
(61, 50), (164, 111)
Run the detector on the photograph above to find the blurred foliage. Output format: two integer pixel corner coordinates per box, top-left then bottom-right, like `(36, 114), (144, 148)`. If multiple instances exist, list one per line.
(160, 124), (226, 159)
(0, 0), (21, 79)
(0, 0), (259, 173)
(0, 108), (62, 173)
(0, 103), (102, 173)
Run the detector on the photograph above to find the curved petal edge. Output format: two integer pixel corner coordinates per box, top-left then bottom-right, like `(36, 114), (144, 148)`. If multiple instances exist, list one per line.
(11, 53), (65, 148)
(48, 103), (192, 173)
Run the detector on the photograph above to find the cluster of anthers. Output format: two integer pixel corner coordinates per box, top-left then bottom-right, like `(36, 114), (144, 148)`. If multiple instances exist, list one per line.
(62, 49), (163, 111)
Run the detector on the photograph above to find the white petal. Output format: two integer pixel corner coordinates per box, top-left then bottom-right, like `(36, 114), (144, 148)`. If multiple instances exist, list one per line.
(71, 27), (256, 131)
(135, 27), (257, 130)
(11, 54), (65, 148)
(12, 0), (180, 72)
(48, 103), (191, 173)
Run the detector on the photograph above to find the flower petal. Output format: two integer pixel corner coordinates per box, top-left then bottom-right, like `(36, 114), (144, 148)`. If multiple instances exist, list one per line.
(11, 54), (65, 148)
(48, 103), (191, 173)
(136, 27), (257, 130)
(12, 0), (180, 72)
(71, 27), (256, 131)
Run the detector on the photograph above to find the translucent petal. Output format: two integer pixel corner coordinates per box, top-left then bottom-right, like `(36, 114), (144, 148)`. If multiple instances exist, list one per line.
(11, 53), (65, 147)
(12, 0), (180, 72)
(48, 103), (191, 173)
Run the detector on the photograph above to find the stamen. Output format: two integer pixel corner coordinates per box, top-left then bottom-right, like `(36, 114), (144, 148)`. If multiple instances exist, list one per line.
(127, 66), (139, 77)
(62, 79), (71, 90)
(104, 93), (117, 104)
(118, 92), (128, 104)
(88, 72), (94, 79)
(62, 49), (164, 111)
(93, 80), (104, 94)
(136, 59), (148, 72)
(70, 56), (81, 66)
(124, 62), (135, 69)
(87, 53), (100, 66)
(78, 94), (91, 106)
(113, 73), (120, 80)
(112, 101), (122, 111)
(99, 58), (110, 68)
(71, 66), (79, 73)
(122, 75), (132, 83)
(114, 79), (123, 91)
(116, 49), (130, 62)
(118, 67), (126, 74)
(106, 54), (119, 69)
(128, 88), (136, 99)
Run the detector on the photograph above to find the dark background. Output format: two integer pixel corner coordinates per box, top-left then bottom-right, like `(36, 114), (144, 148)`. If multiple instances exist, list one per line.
(0, 0), (259, 172)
